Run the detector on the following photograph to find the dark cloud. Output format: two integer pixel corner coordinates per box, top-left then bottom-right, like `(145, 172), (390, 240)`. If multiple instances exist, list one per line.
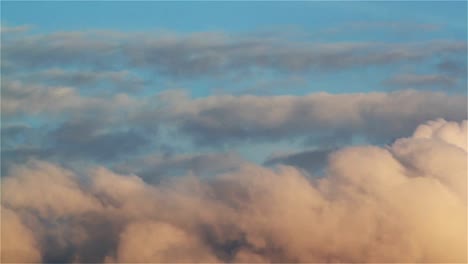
(437, 60), (467, 77)
(114, 152), (246, 183)
(1, 147), (51, 176)
(31, 69), (147, 92)
(1, 124), (31, 145)
(160, 90), (467, 146)
(49, 120), (149, 162)
(1, 120), (151, 176)
(264, 148), (333, 175)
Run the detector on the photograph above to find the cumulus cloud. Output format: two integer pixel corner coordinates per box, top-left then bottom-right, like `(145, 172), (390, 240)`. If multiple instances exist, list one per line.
(113, 221), (219, 263)
(0, 207), (41, 263)
(1, 119), (466, 263)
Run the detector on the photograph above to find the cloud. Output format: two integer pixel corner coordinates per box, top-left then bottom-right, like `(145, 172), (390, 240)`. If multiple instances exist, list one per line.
(0, 24), (32, 34)
(0, 207), (42, 263)
(2, 29), (466, 78)
(0, 124), (32, 146)
(32, 68), (147, 92)
(113, 221), (219, 263)
(318, 21), (443, 40)
(1, 147), (51, 176)
(0, 80), (138, 119)
(0, 120), (151, 176)
(264, 148), (332, 174)
(2, 85), (465, 173)
(114, 152), (246, 183)
(49, 119), (149, 162)
(383, 73), (458, 89)
(437, 59), (467, 77)
(322, 21), (442, 35)
(160, 90), (466, 146)
(411, 118), (467, 151)
(2, 26), (466, 174)
(1, 119), (466, 263)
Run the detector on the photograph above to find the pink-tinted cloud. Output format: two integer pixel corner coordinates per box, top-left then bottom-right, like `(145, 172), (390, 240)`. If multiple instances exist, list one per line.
(1, 119), (466, 263)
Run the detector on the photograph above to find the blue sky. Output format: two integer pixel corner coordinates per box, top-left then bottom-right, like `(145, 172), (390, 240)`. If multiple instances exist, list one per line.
(2, 1), (467, 36)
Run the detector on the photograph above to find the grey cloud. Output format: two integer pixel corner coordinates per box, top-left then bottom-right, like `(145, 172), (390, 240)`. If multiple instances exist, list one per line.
(160, 90), (467, 146)
(114, 152), (246, 183)
(2, 29), (466, 78)
(1, 124), (50, 175)
(0, 80), (157, 169)
(264, 148), (333, 175)
(0, 118), (152, 176)
(1, 147), (51, 176)
(1, 80), (140, 120)
(2, 82), (466, 167)
(1, 124), (31, 145)
(33, 69), (147, 92)
(2, 31), (118, 70)
(437, 60), (467, 77)
(383, 73), (458, 89)
(49, 120), (150, 162)
(0, 24), (32, 34)
(323, 21), (442, 35)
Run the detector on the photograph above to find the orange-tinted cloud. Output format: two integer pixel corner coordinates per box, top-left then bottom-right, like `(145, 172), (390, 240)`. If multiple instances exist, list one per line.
(1, 119), (466, 263)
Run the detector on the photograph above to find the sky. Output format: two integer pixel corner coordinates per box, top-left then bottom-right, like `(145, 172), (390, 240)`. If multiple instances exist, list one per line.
(1, 1), (467, 263)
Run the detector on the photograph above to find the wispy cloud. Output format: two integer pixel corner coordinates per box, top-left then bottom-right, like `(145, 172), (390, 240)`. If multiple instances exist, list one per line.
(0, 24), (33, 34)
(383, 73), (458, 89)
(323, 21), (442, 35)
(2, 29), (465, 79)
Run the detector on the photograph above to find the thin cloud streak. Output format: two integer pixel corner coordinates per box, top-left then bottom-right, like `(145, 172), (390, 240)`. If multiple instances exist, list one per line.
(2, 29), (466, 78)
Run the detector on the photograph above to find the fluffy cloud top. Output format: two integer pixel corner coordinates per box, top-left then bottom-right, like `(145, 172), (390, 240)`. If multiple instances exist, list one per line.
(1, 119), (466, 263)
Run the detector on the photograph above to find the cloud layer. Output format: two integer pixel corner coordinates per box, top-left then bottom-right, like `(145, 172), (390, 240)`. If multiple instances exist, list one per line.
(1, 21), (467, 263)
(2, 28), (466, 84)
(160, 90), (466, 145)
(2, 85), (466, 176)
(2, 119), (466, 263)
